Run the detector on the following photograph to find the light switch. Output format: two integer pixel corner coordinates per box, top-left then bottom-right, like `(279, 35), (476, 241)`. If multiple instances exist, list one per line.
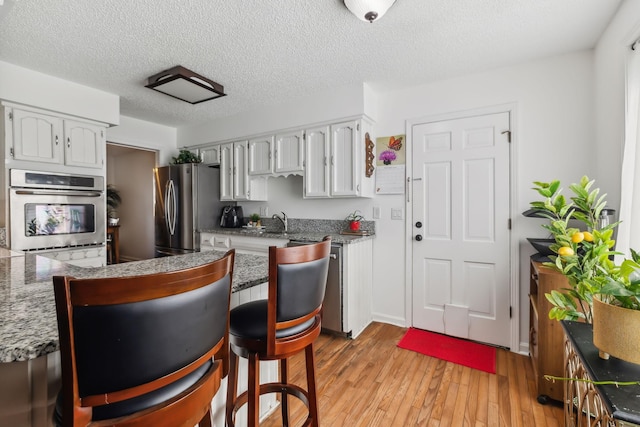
(391, 208), (404, 220)
(372, 206), (381, 219)
(260, 206), (268, 217)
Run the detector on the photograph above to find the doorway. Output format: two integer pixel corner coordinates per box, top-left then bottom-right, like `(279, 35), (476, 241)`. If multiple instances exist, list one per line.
(408, 110), (513, 348)
(106, 143), (157, 261)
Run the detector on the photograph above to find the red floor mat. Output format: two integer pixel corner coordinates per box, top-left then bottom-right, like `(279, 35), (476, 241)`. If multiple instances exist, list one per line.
(397, 327), (496, 374)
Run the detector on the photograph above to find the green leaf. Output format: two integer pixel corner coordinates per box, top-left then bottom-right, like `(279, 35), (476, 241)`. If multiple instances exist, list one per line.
(548, 180), (560, 195)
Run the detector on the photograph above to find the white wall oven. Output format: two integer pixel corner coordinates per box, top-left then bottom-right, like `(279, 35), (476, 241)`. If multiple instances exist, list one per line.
(9, 169), (106, 255)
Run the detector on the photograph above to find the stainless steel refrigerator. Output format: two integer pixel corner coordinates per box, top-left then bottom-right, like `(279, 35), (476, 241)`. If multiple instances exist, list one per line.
(154, 163), (226, 257)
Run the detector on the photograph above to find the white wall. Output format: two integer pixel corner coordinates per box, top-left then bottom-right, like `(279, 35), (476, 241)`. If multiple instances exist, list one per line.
(106, 115), (177, 165)
(0, 60), (119, 125)
(178, 83), (373, 146)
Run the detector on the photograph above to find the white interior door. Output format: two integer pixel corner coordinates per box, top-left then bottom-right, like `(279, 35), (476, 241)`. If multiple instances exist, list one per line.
(411, 112), (511, 347)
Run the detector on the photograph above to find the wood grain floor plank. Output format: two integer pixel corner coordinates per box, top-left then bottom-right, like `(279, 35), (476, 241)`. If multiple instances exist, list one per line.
(258, 322), (564, 427)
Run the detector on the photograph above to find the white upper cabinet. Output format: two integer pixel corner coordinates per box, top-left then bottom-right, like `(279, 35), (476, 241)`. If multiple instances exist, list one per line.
(219, 140), (267, 201)
(219, 143), (234, 201)
(304, 126), (330, 198)
(199, 145), (221, 165)
(233, 141), (249, 200)
(11, 109), (63, 164)
(189, 116), (373, 200)
(304, 119), (374, 198)
(274, 130), (304, 176)
(6, 105), (105, 170)
(330, 120), (359, 197)
(248, 136), (273, 176)
(63, 120), (104, 168)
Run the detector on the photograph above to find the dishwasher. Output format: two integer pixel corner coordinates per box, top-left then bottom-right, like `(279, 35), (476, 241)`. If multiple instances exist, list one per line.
(288, 241), (346, 337)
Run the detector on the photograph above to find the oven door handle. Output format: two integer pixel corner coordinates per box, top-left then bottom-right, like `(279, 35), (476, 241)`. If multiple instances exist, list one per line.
(14, 190), (103, 197)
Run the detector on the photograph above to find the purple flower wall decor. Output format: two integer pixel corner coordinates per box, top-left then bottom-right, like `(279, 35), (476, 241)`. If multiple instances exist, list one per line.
(379, 149), (397, 165)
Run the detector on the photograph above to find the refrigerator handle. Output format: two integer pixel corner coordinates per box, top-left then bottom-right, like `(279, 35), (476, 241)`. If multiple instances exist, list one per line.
(164, 180), (176, 236)
(164, 181), (171, 234)
(171, 180), (176, 235)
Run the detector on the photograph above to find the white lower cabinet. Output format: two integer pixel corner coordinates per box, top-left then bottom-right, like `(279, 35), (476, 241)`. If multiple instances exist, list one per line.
(343, 238), (373, 338)
(200, 233), (288, 254)
(34, 246), (107, 268)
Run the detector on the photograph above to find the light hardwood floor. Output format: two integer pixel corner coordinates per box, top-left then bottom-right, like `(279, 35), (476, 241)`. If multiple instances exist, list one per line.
(258, 322), (564, 427)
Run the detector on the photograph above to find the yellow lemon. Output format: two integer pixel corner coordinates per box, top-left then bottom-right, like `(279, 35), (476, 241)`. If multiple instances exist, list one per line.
(582, 231), (594, 242)
(571, 232), (585, 243)
(558, 246), (575, 256)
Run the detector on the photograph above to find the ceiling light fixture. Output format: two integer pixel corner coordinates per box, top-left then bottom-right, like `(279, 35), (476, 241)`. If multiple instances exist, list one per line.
(343, 0), (396, 23)
(145, 65), (226, 104)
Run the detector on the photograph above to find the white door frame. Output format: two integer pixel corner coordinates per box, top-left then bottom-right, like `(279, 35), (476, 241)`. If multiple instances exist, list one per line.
(404, 103), (520, 352)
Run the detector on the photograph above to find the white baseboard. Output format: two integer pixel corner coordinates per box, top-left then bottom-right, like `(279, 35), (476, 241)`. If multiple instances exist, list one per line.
(372, 312), (407, 328)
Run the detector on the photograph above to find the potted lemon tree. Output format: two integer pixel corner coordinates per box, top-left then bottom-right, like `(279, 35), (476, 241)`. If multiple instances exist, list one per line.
(531, 176), (640, 363)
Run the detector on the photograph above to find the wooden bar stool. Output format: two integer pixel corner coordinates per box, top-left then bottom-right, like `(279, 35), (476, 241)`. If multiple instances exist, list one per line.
(52, 250), (235, 427)
(226, 237), (331, 427)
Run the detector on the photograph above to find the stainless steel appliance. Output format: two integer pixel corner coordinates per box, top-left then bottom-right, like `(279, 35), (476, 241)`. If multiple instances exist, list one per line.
(154, 163), (225, 257)
(9, 169), (106, 251)
(288, 241), (346, 336)
(220, 205), (243, 228)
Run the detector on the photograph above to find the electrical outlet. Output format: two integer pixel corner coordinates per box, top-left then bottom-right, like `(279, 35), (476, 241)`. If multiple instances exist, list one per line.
(260, 206), (268, 217)
(391, 208), (404, 220)
(372, 206), (381, 219)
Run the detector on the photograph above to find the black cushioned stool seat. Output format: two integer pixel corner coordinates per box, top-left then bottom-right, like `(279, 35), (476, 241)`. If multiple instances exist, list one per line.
(226, 238), (331, 427)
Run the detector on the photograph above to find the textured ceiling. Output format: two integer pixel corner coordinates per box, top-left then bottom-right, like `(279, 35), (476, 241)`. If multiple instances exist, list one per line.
(0, 0), (622, 128)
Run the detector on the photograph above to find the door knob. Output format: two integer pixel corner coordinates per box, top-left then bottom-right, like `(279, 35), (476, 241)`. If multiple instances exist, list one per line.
(415, 235), (423, 241)
(415, 221), (422, 228)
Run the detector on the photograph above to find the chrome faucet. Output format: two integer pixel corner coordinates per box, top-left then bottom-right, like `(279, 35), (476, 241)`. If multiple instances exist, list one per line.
(272, 212), (288, 232)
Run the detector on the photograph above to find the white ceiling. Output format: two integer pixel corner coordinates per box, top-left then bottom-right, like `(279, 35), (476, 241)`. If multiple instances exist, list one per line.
(0, 0), (622, 128)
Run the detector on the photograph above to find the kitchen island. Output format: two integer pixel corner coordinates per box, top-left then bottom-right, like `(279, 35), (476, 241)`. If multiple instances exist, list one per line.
(0, 249), (268, 363)
(0, 249), (268, 427)
(1, 228), (374, 426)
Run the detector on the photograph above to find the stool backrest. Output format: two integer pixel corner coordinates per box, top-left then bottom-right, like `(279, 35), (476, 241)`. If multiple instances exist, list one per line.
(53, 250), (235, 426)
(267, 237), (331, 356)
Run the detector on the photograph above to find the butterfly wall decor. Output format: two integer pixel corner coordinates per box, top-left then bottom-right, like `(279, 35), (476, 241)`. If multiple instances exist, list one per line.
(388, 135), (403, 151)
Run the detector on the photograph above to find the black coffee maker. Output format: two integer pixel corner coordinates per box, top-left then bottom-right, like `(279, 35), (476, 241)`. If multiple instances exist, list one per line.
(220, 205), (244, 228)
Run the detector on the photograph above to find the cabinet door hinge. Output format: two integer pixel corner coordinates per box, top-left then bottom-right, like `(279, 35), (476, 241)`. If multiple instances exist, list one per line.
(501, 130), (512, 143)
(508, 218), (512, 229)
(303, 132), (306, 140)
(8, 112), (13, 121)
(101, 130), (104, 138)
(357, 123), (360, 131)
(9, 147), (14, 157)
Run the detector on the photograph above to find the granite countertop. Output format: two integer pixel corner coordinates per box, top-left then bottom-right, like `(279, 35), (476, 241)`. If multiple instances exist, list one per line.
(0, 250), (267, 363)
(200, 228), (375, 245)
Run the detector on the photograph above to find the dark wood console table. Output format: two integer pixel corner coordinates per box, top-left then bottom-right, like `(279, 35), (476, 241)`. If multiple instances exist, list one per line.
(107, 225), (120, 264)
(562, 321), (640, 426)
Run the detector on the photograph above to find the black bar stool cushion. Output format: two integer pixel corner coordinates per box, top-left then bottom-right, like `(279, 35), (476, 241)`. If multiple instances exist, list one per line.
(230, 300), (315, 341)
